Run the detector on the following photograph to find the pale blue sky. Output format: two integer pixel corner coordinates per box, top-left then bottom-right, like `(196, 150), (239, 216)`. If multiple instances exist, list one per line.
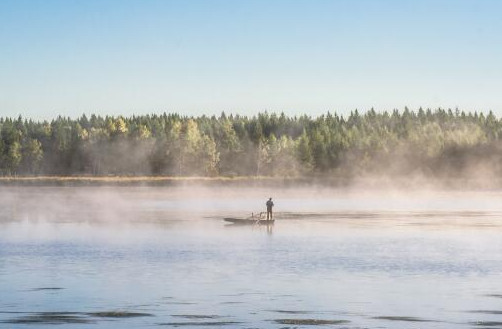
(1, 0), (501, 119)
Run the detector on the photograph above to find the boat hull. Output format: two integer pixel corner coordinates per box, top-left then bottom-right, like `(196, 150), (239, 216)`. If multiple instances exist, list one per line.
(224, 218), (275, 225)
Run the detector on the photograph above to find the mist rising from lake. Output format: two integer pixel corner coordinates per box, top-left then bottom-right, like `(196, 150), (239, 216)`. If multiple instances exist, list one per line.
(1, 186), (502, 328)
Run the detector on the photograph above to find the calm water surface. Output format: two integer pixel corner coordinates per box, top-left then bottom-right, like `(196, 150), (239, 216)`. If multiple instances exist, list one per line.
(1, 186), (502, 328)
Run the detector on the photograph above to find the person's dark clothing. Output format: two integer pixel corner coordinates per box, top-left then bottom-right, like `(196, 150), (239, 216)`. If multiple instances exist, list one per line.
(266, 199), (274, 220)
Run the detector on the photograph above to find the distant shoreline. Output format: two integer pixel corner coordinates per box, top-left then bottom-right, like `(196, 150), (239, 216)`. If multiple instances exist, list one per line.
(0, 176), (333, 187)
(0, 175), (500, 190)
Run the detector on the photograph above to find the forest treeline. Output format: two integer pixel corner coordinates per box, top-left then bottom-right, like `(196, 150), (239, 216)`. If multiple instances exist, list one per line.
(1, 108), (502, 179)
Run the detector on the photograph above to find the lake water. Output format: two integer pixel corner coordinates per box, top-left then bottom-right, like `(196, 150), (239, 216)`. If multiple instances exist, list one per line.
(1, 186), (502, 328)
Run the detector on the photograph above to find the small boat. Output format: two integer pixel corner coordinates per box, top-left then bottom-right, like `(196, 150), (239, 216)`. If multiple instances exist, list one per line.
(224, 217), (275, 225)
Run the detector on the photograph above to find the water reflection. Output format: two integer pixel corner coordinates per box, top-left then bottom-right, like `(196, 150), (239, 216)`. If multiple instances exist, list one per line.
(2, 187), (502, 328)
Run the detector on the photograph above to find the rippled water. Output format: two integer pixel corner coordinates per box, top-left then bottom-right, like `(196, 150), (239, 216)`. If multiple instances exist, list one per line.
(2, 186), (502, 328)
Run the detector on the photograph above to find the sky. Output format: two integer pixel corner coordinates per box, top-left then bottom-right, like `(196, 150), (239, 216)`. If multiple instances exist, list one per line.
(1, 0), (501, 119)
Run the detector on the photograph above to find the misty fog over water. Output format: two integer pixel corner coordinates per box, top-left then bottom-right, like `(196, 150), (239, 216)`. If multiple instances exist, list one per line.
(1, 186), (502, 328)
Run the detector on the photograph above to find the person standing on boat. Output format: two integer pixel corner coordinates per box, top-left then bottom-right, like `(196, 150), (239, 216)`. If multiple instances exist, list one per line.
(266, 197), (274, 220)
